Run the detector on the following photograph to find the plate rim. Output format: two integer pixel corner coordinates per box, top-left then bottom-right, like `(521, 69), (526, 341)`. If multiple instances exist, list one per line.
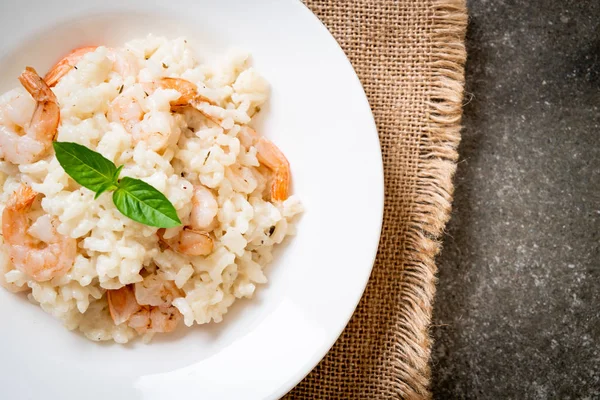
(272, 2), (384, 398)
(0, 1), (385, 398)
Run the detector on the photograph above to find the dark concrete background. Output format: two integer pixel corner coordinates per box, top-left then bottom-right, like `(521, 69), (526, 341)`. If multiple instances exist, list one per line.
(430, 0), (600, 398)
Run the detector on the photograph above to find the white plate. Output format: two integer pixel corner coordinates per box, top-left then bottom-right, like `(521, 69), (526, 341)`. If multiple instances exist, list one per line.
(0, 1), (383, 399)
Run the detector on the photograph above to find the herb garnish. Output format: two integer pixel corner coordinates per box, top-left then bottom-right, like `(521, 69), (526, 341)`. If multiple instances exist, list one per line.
(203, 151), (211, 165)
(53, 142), (181, 228)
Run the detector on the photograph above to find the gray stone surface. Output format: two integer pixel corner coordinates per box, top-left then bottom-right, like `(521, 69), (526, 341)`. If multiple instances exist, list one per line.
(430, 0), (600, 398)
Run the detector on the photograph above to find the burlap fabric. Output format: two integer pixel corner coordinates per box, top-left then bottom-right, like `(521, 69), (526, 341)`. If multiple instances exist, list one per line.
(286, 1), (467, 398)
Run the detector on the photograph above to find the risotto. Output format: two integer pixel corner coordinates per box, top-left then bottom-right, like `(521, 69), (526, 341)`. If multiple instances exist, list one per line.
(0, 35), (302, 343)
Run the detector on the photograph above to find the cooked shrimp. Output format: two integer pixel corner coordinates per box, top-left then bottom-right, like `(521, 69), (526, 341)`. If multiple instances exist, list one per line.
(155, 188), (217, 248)
(107, 283), (182, 333)
(108, 49), (139, 78)
(189, 185), (218, 231)
(241, 127), (290, 201)
(107, 91), (144, 133)
(110, 77), (219, 138)
(44, 46), (97, 87)
(0, 67), (60, 165)
(255, 137), (290, 201)
(159, 228), (214, 256)
(175, 229), (214, 256)
(107, 285), (140, 325)
(108, 86), (174, 151)
(45, 46), (138, 87)
(225, 164), (258, 195)
(128, 304), (182, 334)
(158, 77), (216, 107)
(2, 185), (77, 282)
(134, 273), (182, 307)
(156, 77), (221, 124)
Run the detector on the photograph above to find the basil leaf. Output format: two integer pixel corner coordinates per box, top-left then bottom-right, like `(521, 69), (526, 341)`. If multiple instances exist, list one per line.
(112, 177), (181, 228)
(53, 142), (118, 192)
(94, 182), (118, 199)
(113, 165), (124, 180)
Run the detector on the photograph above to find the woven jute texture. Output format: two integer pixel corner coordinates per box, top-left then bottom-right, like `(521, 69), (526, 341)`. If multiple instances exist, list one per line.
(286, 1), (467, 399)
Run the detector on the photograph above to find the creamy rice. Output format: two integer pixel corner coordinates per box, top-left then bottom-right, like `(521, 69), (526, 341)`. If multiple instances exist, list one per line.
(0, 36), (302, 343)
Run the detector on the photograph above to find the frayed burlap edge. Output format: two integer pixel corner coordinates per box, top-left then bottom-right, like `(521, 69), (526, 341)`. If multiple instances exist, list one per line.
(289, 0), (467, 398)
(395, 1), (467, 397)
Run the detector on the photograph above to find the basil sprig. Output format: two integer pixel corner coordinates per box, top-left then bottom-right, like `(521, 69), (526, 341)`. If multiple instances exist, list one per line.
(53, 142), (182, 228)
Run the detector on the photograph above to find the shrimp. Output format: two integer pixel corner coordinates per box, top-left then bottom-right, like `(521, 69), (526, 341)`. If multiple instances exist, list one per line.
(0, 67), (60, 165)
(159, 228), (214, 256)
(225, 164), (259, 195)
(159, 77), (217, 107)
(189, 185), (218, 231)
(107, 285), (140, 325)
(241, 127), (290, 201)
(156, 77), (222, 125)
(45, 46), (138, 87)
(108, 49), (139, 78)
(107, 283), (182, 333)
(174, 229), (214, 256)
(158, 186), (216, 255)
(44, 46), (97, 87)
(2, 185), (77, 282)
(134, 273), (182, 307)
(256, 137), (290, 201)
(107, 91), (144, 133)
(109, 77), (219, 140)
(128, 304), (182, 334)
(108, 86), (174, 152)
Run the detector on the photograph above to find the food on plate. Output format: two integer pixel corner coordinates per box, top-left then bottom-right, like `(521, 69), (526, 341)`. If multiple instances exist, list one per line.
(0, 36), (302, 343)
(0, 67), (60, 165)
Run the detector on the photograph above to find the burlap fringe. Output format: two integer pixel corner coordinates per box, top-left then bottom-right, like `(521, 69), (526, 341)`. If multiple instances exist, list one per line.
(395, 1), (467, 398)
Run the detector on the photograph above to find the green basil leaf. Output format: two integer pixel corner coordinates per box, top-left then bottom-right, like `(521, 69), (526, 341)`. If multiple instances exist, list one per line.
(94, 182), (118, 200)
(112, 177), (181, 228)
(113, 165), (124, 181)
(53, 142), (118, 192)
